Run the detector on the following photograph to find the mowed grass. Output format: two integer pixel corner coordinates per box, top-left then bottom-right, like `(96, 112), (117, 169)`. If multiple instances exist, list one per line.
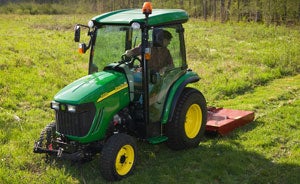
(0, 14), (299, 183)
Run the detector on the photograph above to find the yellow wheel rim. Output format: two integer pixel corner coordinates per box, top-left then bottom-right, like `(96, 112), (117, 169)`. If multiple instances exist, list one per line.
(115, 144), (135, 176)
(185, 104), (202, 139)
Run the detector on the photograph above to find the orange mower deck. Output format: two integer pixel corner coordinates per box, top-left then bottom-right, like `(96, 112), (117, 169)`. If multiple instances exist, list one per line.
(205, 107), (255, 135)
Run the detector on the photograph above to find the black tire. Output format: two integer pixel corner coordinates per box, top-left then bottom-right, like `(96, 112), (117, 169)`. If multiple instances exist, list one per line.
(37, 122), (56, 149)
(45, 123), (56, 149)
(100, 133), (137, 181)
(166, 87), (207, 150)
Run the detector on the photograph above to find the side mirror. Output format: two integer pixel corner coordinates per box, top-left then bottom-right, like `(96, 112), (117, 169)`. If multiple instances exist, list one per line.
(74, 25), (80, 42)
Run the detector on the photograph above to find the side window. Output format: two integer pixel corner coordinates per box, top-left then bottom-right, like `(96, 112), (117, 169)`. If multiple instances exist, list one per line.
(164, 27), (182, 68)
(150, 26), (183, 68)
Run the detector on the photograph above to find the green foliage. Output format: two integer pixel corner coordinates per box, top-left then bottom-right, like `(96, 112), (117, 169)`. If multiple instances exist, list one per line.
(1, 0), (300, 24)
(0, 14), (299, 183)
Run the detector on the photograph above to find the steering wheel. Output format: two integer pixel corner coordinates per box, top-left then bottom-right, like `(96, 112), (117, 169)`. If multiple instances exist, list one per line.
(131, 56), (142, 68)
(120, 54), (131, 63)
(120, 54), (142, 68)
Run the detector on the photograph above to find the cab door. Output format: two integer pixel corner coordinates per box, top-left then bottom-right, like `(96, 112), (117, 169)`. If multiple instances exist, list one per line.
(148, 25), (187, 123)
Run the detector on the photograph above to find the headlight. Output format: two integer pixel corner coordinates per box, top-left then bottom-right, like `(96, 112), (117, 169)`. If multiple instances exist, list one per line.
(67, 105), (77, 113)
(51, 101), (59, 110)
(50, 102), (93, 113)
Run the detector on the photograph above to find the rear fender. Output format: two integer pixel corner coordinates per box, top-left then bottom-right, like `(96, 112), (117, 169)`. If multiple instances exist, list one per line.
(161, 71), (200, 124)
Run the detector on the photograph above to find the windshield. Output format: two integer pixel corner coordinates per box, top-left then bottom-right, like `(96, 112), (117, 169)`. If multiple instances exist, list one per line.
(91, 25), (141, 72)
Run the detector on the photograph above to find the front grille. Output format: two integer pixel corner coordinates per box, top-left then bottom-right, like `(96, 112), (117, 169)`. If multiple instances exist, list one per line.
(55, 103), (96, 137)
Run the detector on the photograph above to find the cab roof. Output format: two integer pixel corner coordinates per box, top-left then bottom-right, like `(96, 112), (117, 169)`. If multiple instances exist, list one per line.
(92, 9), (189, 26)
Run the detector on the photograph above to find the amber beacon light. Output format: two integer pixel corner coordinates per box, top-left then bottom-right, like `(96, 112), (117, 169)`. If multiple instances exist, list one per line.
(142, 2), (152, 14)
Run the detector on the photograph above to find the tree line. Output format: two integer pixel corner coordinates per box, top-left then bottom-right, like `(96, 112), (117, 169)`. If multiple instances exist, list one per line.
(1, 0), (299, 24)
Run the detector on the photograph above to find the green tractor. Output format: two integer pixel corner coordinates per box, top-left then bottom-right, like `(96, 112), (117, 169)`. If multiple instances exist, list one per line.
(34, 2), (207, 181)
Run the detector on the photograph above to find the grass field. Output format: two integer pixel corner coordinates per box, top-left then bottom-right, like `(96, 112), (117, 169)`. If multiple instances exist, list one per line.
(0, 14), (299, 183)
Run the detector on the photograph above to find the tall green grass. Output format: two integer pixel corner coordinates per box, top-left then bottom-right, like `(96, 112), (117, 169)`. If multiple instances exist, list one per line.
(185, 20), (300, 102)
(0, 15), (299, 183)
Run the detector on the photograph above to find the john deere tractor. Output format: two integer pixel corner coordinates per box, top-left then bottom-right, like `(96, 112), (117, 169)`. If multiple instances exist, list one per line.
(34, 2), (207, 181)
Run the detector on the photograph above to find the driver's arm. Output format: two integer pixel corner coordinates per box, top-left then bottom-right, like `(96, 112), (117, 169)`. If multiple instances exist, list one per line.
(125, 45), (141, 57)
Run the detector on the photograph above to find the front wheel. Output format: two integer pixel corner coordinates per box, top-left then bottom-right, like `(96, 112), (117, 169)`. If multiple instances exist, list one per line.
(34, 123), (56, 152)
(100, 133), (137, 181)
(166, 87), (207, 150)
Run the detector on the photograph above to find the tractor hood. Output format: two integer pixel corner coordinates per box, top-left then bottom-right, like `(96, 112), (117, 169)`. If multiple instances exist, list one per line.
(54, 70), (128, 104)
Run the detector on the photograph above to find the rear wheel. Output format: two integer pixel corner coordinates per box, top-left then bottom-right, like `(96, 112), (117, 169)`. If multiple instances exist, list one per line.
(166, 87), (207, 150)
(100, 133), (136, 181)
